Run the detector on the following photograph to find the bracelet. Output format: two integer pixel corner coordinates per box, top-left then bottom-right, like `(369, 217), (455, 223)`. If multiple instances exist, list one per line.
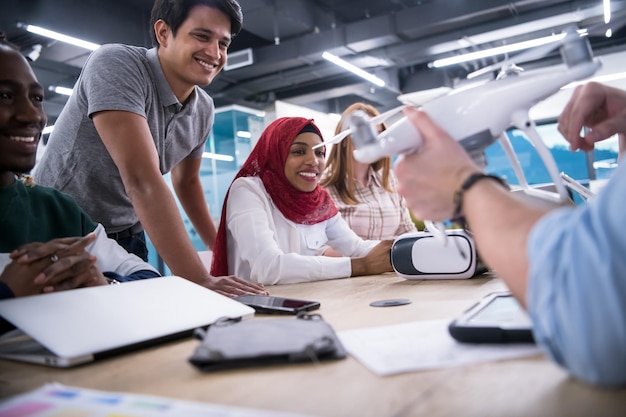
(452, 173), (508, 226)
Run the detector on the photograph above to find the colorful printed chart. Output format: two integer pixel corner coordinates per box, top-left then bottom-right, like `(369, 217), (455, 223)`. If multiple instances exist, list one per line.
(0, 384), (317, 417)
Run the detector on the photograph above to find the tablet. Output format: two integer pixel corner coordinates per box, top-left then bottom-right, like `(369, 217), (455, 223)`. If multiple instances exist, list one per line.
(448, 292), (535, 343)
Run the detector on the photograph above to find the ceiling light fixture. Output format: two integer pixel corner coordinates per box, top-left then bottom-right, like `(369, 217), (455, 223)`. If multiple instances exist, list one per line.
(202, 152), (234, 162)
(18, 23), (101, 51)
(604, 0), (611, 24)
(429, 32), (568, 68)
(604, 0), (612, 37)
(322, 51), (385, 87)
(48, 86), (73, 96)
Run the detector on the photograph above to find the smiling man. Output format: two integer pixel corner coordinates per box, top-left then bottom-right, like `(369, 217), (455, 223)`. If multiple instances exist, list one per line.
(34, 0), (266, 297)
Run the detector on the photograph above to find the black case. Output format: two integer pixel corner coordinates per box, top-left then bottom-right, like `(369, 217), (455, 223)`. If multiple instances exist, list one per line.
(189, 313), (346, 371)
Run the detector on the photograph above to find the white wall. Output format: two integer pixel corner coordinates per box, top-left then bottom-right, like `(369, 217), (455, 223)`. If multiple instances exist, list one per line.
(272, 100), (339, 143)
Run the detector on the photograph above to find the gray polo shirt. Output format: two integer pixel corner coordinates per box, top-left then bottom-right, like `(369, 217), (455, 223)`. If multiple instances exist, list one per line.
(35, 44), (214, 233)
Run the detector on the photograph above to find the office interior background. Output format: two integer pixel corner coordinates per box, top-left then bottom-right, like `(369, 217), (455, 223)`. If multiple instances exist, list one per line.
(3, 0), (626, 272)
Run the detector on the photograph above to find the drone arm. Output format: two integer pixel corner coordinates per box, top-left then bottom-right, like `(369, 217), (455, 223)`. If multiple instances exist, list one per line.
(312, 129), (351, 150)
(498, 131), (531, 191)
(510, 110), (570, 204)
(370, 104), (405, 124)
(313, 105), (406, 151)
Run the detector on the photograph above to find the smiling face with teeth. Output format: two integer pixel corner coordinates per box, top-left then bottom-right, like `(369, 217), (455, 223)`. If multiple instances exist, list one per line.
(284, 132), (326, 193)
(0, 44), (47, 188)
(155, 5), (231, 103)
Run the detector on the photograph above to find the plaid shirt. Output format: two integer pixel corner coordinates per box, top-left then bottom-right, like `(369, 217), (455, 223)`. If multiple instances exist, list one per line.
(324, 168), (417, 240)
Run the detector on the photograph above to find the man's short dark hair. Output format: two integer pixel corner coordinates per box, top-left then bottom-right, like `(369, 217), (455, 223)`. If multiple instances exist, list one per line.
(150, 0), (243, 47)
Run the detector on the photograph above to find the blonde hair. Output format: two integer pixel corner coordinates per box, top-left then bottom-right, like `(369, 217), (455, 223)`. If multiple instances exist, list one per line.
(321, 103), (391, 204)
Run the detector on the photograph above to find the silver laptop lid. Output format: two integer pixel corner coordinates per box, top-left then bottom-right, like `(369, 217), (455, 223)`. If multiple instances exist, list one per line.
(0, 276), (255, 361)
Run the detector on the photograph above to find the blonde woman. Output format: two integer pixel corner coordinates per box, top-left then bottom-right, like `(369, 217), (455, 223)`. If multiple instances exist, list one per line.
(321, 103), (418, 241)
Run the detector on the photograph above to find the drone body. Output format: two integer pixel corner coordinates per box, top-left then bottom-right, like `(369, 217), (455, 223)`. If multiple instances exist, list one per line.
(347, 29), (600, 205)
(352, 50), (600, 168)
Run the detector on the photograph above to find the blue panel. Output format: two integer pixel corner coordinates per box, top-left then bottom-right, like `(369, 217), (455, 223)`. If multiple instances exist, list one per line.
(145, 108), (264, 273)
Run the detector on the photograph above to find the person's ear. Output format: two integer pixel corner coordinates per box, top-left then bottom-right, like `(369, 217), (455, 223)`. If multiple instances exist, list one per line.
(154, 20), (171, 47)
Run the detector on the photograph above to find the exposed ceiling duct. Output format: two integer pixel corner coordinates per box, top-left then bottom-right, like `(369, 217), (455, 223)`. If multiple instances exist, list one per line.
(3, 0), (626, 123)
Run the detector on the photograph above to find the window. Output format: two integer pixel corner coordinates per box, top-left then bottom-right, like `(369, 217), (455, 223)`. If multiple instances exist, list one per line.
(485, 122), (620, 185)
(146, 106), (265, 273)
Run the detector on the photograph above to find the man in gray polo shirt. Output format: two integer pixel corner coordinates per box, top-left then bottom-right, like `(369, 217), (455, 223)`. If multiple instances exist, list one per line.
(35, 0), (266, 297)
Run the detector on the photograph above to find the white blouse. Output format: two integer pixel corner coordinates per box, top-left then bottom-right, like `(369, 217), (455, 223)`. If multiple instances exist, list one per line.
(225, 177), (379, 285)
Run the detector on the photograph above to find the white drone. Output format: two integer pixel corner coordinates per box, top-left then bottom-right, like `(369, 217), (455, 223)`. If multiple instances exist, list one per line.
(315, 26), (603, 240)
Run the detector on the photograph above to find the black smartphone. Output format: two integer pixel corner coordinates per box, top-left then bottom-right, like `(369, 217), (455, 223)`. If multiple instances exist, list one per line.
(234, 295), (320, 315)
(448, 292), (535, 344)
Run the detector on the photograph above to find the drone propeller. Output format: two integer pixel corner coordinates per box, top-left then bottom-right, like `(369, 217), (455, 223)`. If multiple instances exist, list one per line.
(314, 129), (351, 149)
(312, 105), (405, 150)
(466, 26), (585, 80)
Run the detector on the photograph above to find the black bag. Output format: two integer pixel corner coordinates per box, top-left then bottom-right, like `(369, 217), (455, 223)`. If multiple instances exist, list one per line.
(189, 313), (346, 371)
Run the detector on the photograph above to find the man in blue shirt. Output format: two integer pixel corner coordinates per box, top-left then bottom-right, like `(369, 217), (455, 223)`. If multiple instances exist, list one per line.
(394, 82), (626, 387)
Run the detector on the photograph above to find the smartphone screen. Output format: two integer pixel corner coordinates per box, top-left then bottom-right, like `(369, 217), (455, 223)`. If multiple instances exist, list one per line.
(234, 295), (320, 315)
(467, 295), (531, 328)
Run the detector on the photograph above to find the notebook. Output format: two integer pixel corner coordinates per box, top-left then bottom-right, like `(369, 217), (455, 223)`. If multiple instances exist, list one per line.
(0, 276), (255, 367)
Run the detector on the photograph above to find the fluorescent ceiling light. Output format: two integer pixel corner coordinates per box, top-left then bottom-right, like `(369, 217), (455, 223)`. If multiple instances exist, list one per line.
(202, 152), (234, 162)
(236, 131), (251, 138)
(49, 86), (73, 96)
(430, 33), (567, 68)
(18, 23), (101, 51)
(322, 52), (385, 87)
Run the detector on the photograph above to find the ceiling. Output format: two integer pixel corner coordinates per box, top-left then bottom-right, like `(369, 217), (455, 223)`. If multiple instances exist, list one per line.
(3, 0), (626, 126)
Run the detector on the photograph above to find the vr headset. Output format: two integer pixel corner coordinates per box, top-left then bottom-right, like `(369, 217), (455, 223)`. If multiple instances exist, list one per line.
(391, 229), (485, 279)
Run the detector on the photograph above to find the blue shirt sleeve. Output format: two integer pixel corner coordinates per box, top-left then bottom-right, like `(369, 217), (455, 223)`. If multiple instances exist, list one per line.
(527, 163), (626, 387)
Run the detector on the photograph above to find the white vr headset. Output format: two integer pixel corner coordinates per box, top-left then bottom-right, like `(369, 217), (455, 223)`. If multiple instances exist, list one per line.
(391, 229), (484, 279)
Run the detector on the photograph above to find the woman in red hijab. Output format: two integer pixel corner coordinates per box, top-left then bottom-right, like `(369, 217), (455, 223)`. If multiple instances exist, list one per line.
(211, 117), (393, 285)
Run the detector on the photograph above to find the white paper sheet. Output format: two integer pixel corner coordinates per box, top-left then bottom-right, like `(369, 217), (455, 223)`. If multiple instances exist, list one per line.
(338, 319), (543, 376)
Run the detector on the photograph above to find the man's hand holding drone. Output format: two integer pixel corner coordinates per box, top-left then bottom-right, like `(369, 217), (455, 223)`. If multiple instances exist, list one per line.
(394, 107), (484, 222)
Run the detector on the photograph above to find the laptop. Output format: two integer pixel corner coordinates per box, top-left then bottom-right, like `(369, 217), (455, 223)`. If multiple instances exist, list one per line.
(0, 276), (255, 367)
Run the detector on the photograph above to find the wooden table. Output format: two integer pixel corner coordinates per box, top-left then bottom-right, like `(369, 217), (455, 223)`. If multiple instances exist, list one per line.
(1, 274), (625, 416)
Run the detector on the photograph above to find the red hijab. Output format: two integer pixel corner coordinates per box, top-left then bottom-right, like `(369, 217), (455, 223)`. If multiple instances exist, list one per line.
(210, 117), (338, 276)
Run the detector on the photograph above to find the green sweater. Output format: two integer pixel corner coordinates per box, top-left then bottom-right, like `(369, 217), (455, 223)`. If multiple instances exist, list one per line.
(0, 180), (97, 252)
